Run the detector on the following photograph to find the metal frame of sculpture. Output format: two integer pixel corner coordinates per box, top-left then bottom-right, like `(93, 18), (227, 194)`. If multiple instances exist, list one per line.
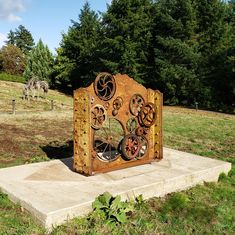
(73, 73), (163, 176)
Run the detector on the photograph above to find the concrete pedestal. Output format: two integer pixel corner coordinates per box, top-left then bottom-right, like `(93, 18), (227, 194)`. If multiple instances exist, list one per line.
(0, 148), (231, 230)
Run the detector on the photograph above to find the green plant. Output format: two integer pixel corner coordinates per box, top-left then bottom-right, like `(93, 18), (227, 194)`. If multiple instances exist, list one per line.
(92, 192), (133, 224)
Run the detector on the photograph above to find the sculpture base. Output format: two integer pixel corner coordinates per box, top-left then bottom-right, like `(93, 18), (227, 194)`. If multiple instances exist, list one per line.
(0, 148), (231, 230)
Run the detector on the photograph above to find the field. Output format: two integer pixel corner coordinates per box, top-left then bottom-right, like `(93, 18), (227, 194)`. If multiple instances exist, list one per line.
(0, 81), (234, 234)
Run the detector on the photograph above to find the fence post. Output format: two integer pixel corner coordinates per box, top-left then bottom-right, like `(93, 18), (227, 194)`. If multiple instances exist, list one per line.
(51, 100), (54, 110)
(12, 99), (16, 115)
(195, 102), (198, 111)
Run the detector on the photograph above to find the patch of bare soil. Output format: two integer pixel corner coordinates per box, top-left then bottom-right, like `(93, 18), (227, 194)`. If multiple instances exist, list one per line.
(0, 111), (73, 165)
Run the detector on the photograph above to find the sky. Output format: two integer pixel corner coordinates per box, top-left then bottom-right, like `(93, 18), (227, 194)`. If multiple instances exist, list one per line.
(0, 0), (111, 54)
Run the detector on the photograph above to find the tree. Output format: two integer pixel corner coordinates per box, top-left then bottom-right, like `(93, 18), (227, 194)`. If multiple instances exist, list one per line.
(0, 44), (26, 75)
(6, 25), (34, 54)
(152, 0), (200, 105)
(101, 0), (153, 83)
(194, 0), (234, 110)
(52, 47), (76, 89)
(58, 2), (102, 88)
(24, 39), (54, 83)
(6, 30), (15, 45)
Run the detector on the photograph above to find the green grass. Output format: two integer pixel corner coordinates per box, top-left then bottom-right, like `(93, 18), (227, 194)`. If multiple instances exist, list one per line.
(0, 193), (45, 235)
(0, 106), (234, 234)
(163, 107), (235, 159)
(0, 72), (26, 83)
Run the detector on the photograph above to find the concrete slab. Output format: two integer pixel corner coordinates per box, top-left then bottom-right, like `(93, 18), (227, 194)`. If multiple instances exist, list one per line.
(0, 148), (231, 230)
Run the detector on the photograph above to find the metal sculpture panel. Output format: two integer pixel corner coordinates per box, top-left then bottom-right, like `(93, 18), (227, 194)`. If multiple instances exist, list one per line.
(74, 73), (163, 175)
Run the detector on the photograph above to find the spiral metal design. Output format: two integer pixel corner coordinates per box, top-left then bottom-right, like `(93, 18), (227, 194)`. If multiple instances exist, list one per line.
(94, 72), (116, 101)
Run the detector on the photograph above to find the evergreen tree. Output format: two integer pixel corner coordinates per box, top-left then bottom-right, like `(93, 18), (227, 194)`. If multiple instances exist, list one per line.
(101, 0), (153, 83)
(6, 30), (16, 45)
(24, 39), (54, 83)
(52, 47), (76, 89)
(58, 2), (102, 88)
(15, 25), (35, 54)
(6, 25), (35, 54)
(194, 0), (234, 110)
(152, 0), (199, 105)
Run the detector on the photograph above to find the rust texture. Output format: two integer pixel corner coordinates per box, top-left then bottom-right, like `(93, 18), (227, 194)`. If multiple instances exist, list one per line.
(73, 73), (163, 175)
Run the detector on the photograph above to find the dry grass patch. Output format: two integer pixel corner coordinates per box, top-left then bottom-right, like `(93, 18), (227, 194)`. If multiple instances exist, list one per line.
(0, 80), (72, 113)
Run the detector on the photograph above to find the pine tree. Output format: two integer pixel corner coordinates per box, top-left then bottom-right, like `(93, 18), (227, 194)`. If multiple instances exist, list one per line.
(195, 0), (234, 110)
(14, 25), (34, 54)
(59, 2), (102, 88)
(24, 39), (54, 83)
(152, 0), (199, 105)
(52, 47), (76, 88)
(6, 25), (34, 54)
(101, 0), (153, 83)
(6, 30), (16, 45)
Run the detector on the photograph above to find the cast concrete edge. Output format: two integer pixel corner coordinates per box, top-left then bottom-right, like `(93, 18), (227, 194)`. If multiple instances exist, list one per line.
(0, 147), (232, 231)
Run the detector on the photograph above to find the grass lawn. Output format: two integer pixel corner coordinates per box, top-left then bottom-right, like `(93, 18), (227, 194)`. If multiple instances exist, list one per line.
(0, 81), (234, 235)
(0, 80), (72, 113)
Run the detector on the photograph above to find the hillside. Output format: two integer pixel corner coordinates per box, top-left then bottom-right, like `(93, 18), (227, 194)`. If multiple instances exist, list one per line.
(0, 80), (73, 113)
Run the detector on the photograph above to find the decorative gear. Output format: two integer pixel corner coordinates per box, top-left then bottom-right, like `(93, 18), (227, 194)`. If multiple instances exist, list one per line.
(94, 72), (116, 101)
(129, 94), (145, 116)
(135, 127), (144, 136)
(121, 134), (141, 160)
(91, 104), (107, 129)
(139, 102), (157, 127)
(113, 96), (123, 110)
(136, 136), (149, 159)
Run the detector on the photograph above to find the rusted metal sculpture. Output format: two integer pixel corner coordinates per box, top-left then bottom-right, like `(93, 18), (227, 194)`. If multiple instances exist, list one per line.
(73, 73), (163, 175)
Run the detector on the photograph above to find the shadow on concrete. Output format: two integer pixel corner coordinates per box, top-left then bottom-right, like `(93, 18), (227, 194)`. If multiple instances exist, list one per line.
(60, 157), (73, 171)
(40, 140), (73, 160)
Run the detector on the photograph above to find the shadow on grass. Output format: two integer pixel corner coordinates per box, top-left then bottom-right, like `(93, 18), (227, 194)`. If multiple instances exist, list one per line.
(40, 140), (73, 160)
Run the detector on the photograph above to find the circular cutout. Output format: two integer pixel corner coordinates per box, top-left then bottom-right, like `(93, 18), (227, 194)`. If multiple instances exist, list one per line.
(91, 105), (107, 129)
(121, 134), (141, 160)
(126, 117), (137, 133)
(93, 118), (125, 162)
(140, 102), (157, 127)
(136, 136), (149, 159)
(94, 72), (116, 101)
(129, 94), (145, 116)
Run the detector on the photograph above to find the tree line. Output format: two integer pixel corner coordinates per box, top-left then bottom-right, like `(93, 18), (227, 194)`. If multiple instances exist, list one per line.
(0, 0), (234, 112)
